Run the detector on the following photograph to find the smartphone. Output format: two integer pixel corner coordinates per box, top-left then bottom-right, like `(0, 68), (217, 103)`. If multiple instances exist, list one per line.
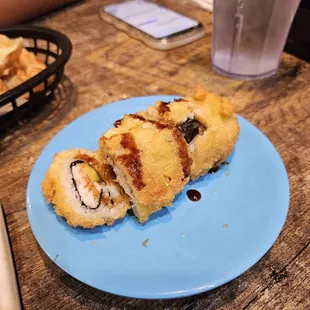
(100, 0), (205, 50)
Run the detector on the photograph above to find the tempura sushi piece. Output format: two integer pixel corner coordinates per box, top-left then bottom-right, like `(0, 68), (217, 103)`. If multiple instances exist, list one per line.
(42, 149), (130, 228)
(99, 114), (192, 223)
(141, 88), (240, 179)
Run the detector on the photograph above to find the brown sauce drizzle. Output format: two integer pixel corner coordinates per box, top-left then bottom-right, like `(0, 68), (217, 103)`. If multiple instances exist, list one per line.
(187, 189), (201, 201)
(157, 101), (170, 115)
(172, 128), (192, 179)
(129, 114), (168, 130)
(174, 98), (188, 102)
(114, 119), (122, 127)
(129, 114), (145, 121)
(118, 133), (146, 190)
(74, 154), (100, 168)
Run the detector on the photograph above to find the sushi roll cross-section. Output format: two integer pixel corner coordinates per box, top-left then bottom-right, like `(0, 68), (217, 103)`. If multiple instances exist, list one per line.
(42, 149), (130, 228)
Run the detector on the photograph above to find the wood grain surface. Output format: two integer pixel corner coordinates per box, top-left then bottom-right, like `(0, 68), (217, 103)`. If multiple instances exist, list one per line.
(0, 1), (309, 309)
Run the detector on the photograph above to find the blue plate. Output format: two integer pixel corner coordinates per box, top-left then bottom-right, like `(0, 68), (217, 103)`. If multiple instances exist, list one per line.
(27, 96), (289, 299)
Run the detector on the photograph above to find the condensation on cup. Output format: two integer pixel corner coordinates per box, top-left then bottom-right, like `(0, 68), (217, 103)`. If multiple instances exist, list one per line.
(212, 0), (301, 80)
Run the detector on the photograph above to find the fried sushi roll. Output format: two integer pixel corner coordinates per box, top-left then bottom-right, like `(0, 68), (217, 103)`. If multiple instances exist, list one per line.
(99, 114), (192, 223)
(141, 88), (240, 179)
(42, 149), (130, 228)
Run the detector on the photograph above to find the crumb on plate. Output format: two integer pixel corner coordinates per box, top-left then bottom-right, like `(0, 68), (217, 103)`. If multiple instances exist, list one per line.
(142, 238), (149, 247)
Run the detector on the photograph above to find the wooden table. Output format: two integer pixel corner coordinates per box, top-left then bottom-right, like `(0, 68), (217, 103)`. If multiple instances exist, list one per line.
(0, 1), (309, 309)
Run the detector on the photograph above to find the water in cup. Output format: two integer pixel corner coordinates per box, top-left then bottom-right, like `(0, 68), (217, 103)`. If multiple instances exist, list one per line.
(212, 0), (301, 80)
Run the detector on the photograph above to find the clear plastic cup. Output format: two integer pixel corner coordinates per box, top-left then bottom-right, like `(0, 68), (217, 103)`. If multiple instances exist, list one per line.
(212, 0), (301, 80)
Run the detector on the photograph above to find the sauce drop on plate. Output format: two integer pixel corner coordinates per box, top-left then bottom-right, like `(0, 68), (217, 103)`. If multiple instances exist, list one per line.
(187, 189), (201, 201)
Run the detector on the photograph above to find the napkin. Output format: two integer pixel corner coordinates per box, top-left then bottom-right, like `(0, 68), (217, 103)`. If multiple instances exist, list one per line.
(0, 204), (22, 310)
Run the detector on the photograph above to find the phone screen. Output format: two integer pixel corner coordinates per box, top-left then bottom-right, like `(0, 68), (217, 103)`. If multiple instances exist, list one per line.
(104, 0), (200, 39)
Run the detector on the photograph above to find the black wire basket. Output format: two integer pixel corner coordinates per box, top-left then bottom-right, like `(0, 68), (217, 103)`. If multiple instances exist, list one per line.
(0, 25), (72, 128)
